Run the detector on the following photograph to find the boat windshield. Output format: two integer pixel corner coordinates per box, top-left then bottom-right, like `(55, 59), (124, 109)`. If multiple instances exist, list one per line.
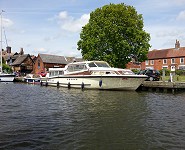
(50, 70), (64, 77)
(88, 62), (110, 68)
(67, 64), (87, 72)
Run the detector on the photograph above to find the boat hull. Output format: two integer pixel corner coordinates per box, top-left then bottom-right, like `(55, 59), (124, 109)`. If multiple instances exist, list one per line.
(0, 74), (15, 82)
(24, 78), (41, 84)
(42, 75), (147, 91)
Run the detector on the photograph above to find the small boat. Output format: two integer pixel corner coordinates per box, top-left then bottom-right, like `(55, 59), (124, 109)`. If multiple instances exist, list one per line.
(41, 61), (147, 90)
(24, 74), (40, 84)
(0, 73), (15, 82)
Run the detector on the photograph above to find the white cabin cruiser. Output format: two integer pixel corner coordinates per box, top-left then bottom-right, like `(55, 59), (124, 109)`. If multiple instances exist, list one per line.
(41, 61), (147, 90)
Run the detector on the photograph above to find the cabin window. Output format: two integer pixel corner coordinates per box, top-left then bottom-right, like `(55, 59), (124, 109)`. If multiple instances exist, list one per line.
(50, 71), (54, 77)
(54, 71), (59, 76)
(171, 58), (175, 64)
(59, 71), (64, 75)
(163, 59), (167, 64)
(180, 58), (184, 64)
(67, 64), (87, 72)
(89, 62), (97, 67)
(95, 62), (110, 67)
(67, 66), (73, 72)
(74, 65), (87, 71)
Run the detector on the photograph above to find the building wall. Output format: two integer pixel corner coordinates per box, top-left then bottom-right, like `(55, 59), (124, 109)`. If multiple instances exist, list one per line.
(126, 62), (141, 70)
(33, 55), (45, 74)
(33, 55), (66, 75)
(144, 57), (185, 71)
(12, 55), (34, 75)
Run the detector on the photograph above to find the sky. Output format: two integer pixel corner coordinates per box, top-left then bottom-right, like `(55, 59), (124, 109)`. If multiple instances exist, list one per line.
(1, 0), (185, 57)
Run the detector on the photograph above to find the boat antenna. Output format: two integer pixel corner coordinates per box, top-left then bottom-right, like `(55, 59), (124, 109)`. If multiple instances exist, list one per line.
(3, 27), (8, 47)
(0, 10), (5, 73)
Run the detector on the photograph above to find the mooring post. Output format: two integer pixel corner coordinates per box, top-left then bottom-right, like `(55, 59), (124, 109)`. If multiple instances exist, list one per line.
(57, 81), (59, 88)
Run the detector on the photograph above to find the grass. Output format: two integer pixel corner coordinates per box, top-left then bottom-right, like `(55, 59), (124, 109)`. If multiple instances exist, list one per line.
(161, 75), (185, 82)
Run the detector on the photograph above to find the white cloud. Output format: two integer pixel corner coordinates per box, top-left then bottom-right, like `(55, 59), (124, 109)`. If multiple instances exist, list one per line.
(176, 10), (185, 21)
(57, 11), (90, 33)
(145, 25), (185, 49)
(58, 11), (68, 19)
(2, 18), (13, 27)
(36, 47), (48, 53)
(174, 0), (185, 5)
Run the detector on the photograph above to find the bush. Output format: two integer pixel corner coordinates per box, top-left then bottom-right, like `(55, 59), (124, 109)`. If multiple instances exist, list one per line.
(159, 69), (170, 76)
(2, 63), (13, 73)
(175, 69), (185, 76)
(131, 69), (140, 74)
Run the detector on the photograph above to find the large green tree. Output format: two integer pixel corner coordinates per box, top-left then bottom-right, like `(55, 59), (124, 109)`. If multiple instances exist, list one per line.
(77, 3), (151, 68)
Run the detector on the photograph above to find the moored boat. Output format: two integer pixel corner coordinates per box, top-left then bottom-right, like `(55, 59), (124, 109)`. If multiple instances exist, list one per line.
(41, 61), (147, 90)
(24, 74), (40, 84)
(0, 73), (15, 82)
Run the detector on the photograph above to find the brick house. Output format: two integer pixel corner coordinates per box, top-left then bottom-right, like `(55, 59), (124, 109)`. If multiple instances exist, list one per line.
(143, 40), (185, 71)
(126, 40), (185, 71)
(33, 54), (68, 75)
(2, 47), (23, 65)
(11, 54), (34, 75)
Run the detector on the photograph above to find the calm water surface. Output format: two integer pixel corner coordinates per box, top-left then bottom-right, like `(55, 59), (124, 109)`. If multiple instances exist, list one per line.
(0, 83), (185, 150)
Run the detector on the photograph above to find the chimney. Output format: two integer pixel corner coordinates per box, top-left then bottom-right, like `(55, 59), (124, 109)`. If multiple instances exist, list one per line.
(6, 46), (11, 53)
(175, 39), (180, 49)
(19, 48), (24, 55)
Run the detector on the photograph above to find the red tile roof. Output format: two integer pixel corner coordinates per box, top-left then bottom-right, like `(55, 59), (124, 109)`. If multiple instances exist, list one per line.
(148, 47), (185, 59)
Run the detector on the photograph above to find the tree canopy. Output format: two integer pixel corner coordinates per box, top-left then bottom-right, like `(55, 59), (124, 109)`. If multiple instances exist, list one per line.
(77, 3), (151, 68)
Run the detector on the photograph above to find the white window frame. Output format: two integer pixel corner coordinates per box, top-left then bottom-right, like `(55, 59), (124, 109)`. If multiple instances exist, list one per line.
(178, 65), (185, 70)
(171, 58), (175, 64)
(162, 66), (168, 69)
(145, 60), (149, 65)
(180, 58), (184, 64)
(150, 60), (154, 65)
(163, 59), (167, 64)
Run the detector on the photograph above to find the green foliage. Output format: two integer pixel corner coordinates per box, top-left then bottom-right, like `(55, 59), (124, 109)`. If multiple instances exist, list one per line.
(159, 69), (185, 76)
(2, 63), (13, 73)
(175, 69), (185, 76)
(159, 69), (170, 76)
(1, 57), (12, 73)
(77, 3), (151, 68)
(2, 56), (5, 63)
(131, 69), (139, 74)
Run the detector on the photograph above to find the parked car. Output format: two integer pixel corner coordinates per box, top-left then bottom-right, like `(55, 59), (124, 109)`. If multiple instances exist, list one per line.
(138, 69), (160, 81)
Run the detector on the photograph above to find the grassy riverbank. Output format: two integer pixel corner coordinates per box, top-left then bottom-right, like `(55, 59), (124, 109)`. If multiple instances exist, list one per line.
(161, 75), (185, 82)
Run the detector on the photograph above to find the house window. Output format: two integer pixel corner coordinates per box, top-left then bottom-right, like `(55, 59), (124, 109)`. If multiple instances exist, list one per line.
(150, 60), (154, 65)
(162, 66), (168, 69)
(38, 59), (40, 69)
(163, 59), (167, 64)
(171, 58), (175, 64)
(179, 65), (185, 70)
(145, 60), (149, 65)
(180, 58), (184, 64)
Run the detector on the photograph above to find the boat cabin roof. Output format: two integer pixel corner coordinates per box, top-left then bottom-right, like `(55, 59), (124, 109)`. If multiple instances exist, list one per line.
(66, 61), (110, 68)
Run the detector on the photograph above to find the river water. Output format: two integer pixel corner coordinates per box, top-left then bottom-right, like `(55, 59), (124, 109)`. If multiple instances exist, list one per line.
(0, 83), (185, 150)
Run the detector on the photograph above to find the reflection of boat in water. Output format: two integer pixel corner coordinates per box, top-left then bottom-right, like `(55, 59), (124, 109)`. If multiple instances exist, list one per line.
(24, 74), (40, 84)
(41, 61), (147, 90)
